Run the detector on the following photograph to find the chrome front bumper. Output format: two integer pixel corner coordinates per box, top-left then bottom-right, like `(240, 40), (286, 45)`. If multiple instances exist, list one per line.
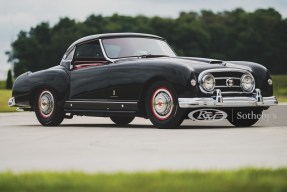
(8, 97), (16, 107)
(178, 89), (278, 108)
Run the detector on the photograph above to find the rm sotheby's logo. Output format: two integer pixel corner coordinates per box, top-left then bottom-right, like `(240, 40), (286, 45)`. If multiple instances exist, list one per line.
(188, 109), (227, 122)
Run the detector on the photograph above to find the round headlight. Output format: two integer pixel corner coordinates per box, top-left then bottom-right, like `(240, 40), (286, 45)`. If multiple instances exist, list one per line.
(241, 74), (255, 92)
(202, 74), (215, 92)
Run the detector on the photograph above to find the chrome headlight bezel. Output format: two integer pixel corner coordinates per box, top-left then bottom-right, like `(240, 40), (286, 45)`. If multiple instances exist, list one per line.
(240, 74), (255, 92)
(201, 73), (215, 93)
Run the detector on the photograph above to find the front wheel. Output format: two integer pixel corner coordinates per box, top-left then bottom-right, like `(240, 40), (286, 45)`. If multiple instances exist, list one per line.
(34, 89), (64, 126)
(227, 109), (262, 127)
(146, 81), (185, 129)
(110, 116), (135, 125)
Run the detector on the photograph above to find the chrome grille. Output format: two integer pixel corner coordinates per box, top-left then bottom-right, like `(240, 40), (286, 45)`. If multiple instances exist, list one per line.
(214, 76), (242, 93)
(198, 68), (255, 94)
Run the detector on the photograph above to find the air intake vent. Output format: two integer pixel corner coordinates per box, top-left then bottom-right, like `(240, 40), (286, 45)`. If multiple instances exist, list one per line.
(209, 60), (223, 64)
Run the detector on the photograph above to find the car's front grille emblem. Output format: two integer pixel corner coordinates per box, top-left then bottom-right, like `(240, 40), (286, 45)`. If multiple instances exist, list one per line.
(226, 78), (234, 87)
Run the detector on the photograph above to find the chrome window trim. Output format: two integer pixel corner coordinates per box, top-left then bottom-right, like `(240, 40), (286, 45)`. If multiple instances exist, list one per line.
(99, 37), (175, 61)
(99, 39), (115, 63)
(69, 39), (114, 63)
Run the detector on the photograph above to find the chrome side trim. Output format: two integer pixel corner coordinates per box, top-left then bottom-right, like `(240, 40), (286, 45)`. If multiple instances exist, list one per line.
(178, 88), (278, 108)
(66, 100), (137, 104)
(65, 100), (138, 111)
(8, 97), (15, 107)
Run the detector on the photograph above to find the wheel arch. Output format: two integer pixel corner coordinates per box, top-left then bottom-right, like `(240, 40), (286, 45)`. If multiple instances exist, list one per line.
(29, 85), (69, 109)
(28, 69), (70, 108)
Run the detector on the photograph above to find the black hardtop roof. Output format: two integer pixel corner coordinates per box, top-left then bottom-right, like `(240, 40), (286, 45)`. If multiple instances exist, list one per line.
(67, 32), (164, 50)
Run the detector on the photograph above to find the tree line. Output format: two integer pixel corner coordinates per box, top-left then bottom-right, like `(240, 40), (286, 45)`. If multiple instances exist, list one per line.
(6, 8), (287, 77)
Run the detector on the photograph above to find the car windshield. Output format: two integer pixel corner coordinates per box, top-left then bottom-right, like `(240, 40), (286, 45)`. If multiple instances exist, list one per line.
(101, 37), (176, 59)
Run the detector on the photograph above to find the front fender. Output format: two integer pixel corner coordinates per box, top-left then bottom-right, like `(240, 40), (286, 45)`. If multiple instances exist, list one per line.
(12, 66), (70, 106)
(228, 61), (273, 97)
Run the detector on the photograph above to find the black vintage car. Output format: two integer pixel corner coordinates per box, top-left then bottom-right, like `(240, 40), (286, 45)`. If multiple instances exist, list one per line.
(8, 33), (278, 128)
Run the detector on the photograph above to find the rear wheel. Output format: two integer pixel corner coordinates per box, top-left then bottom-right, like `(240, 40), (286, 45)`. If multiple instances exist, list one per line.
(34, 89), (64, 126)
(110, 116), (135, 125)
(227, 109), (262, 127)
(146, 81), (185, 129)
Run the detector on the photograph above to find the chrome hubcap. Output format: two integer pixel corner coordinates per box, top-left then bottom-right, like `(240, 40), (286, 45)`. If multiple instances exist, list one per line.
(38, 91), (54, 118)
(152, 88), (174, 120)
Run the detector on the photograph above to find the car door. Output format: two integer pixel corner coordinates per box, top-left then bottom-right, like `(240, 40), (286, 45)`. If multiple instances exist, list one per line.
(107, 62), (144, 101)
(68, 40), (110, 110)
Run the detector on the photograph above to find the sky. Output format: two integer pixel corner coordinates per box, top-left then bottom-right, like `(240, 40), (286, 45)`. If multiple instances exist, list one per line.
(0, 0), (287, 80)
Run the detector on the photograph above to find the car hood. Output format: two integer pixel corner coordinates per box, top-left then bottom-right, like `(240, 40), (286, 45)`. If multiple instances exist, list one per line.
(115, 56), (254, 74)
(169, 57), (254, 74)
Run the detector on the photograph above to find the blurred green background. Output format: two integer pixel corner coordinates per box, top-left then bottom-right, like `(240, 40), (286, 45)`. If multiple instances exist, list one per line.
(6, 9), (287, 77)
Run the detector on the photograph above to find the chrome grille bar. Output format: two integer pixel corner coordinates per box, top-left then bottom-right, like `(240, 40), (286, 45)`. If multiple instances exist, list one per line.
(214, 77), (241, 80)
(215, 86), (241, 88)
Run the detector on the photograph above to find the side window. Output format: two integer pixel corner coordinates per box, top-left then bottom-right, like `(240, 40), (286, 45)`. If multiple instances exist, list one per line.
(75, 41), (104, 59)
(72, 40), (108, 70)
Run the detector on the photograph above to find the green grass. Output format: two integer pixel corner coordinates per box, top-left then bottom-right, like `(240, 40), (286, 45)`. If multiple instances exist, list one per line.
(272, 75), (287, 102)
(0, 89), (16, 112)
(0, 169), (286, 192)
(0, 81), (6, 89)
(277, 96), (287, 102)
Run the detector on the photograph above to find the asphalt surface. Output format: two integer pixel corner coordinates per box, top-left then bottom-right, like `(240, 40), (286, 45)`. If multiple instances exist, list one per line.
(0, 105), (287, 172)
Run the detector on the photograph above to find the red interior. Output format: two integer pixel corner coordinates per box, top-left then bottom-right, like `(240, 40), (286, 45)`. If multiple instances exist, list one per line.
(73, 60), (108, 70)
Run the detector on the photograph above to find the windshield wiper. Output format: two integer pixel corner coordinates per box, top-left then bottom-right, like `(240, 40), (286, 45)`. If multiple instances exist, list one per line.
(139, 54), (169, 58)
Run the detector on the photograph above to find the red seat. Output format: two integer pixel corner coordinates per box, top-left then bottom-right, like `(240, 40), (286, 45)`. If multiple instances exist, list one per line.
(73, 61), (108, 70)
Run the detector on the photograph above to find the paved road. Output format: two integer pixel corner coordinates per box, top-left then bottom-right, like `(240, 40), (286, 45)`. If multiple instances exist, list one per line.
(0, 105), (287, 172)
